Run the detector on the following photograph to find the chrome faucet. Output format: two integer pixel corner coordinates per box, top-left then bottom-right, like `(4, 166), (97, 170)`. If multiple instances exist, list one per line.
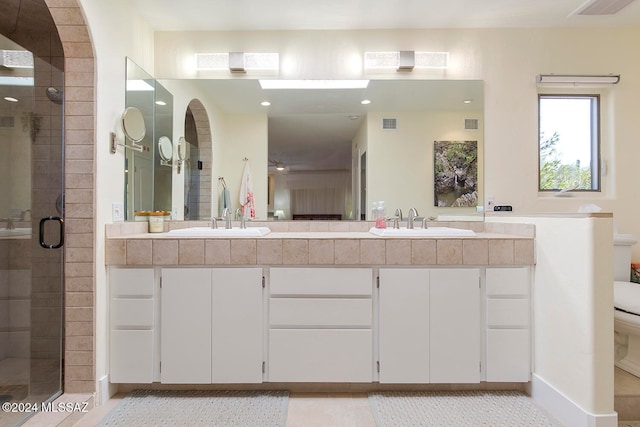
(407, 207), (419, 229)
(235, 208), (246, 229)
(1, 217), (15, 230)
(393, 208), (403, 229)
(223, 207), (232, 229)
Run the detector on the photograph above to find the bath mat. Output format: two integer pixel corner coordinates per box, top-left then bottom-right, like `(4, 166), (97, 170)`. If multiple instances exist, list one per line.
(98, 389), (289, 426)
(368, 390), (559, 426)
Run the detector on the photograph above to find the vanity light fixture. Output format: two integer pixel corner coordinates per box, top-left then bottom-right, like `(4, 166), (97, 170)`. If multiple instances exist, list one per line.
(275, 162), (285, 171)
(196, 52), (279, 73)
(0, 49), (34, 69)
(259, 80), (369, 89)
(537, 74), (620, 85)
(364, 51), (449, 71)
(3, 96), (18, 102)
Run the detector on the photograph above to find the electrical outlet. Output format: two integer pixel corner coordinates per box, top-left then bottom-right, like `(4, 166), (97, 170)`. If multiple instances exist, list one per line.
(112, 202), (124, 222)
(485, 196), (495, 212)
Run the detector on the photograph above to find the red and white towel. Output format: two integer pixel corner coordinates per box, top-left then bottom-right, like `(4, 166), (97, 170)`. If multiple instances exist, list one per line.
(239, 160), (256, 219)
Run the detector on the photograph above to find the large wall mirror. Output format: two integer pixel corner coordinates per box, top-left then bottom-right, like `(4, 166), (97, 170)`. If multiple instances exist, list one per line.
(159, 78), (483, 222)
(125, 58), (173, 219)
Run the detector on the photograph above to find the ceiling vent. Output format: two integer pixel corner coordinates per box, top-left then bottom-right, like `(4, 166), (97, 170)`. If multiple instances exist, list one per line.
(382, 118), (397, 130)
(572, 0), (636, 15)
(464, 118), (479, 131)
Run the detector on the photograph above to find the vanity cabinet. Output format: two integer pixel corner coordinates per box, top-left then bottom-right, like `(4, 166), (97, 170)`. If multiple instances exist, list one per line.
(485, 267), (531, 382)
(160, 268), (263, 384)
(267, 268), (374, 382)
(109, 267), (157, 383)
(378, 268), (480, 384)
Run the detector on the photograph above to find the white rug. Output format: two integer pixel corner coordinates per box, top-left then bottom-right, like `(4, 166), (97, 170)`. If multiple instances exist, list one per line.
(98, 390), (289, 426)
(369, 390), (560, 426)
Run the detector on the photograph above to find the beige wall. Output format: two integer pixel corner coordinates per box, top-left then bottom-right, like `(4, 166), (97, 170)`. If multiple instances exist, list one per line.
(366, 110), (483, 220)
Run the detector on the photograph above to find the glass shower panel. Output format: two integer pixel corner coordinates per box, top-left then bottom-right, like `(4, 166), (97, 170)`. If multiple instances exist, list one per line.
(0, 28), (64, 427)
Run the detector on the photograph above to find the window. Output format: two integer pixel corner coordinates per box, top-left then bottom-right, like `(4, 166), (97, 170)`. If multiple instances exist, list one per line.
(538, 94), (600, 191)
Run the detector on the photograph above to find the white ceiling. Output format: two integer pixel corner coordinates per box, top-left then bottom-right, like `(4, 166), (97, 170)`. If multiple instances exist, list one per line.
(129, 0), (640, 31)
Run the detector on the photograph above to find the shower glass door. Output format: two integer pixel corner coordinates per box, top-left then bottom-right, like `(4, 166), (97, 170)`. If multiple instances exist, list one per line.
(0, 30), (64, 426)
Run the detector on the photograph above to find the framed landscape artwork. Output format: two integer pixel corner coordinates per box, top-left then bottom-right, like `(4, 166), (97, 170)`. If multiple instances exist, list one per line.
(434, 140), (478, 207)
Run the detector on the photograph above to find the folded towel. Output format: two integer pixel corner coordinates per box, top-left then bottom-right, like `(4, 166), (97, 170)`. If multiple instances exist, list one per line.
(239, 161), (256, 219)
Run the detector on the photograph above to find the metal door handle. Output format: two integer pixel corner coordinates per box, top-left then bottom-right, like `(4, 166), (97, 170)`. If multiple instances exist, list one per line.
(39, 216), (64, 249)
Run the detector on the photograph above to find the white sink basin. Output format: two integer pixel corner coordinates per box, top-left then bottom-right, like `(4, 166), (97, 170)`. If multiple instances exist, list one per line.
(166, 227), (271, 237)
(369, 227), (476, 237)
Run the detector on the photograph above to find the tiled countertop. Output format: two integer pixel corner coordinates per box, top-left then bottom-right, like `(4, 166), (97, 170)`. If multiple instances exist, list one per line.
(106, 221), (535, 266)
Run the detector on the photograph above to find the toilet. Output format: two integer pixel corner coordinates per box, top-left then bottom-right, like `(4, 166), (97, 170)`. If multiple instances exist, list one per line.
(614, 233), (640, 377)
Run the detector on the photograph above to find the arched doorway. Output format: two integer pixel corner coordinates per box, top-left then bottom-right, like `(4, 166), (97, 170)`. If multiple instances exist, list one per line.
(184, 99), (212, 220)
(0, 1), (96, 425)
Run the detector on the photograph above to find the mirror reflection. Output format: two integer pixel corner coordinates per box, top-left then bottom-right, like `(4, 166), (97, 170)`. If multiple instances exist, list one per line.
(158, 78), (483, 222)
(124, 58), (173, 219)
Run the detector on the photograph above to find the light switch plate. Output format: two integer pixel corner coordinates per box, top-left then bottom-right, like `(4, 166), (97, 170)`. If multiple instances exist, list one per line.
(112, 202), (124, 222)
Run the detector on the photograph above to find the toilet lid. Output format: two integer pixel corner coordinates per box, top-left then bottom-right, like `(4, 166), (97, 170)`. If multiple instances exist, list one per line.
(614, 281), (640, 315)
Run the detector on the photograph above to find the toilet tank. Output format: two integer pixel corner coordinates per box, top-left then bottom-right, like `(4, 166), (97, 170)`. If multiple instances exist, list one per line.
(614, 234), (638, 281)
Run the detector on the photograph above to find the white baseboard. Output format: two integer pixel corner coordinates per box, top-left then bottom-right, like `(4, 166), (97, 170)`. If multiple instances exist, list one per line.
(530, 374), (618, 427)
(98, 375), (119, 405)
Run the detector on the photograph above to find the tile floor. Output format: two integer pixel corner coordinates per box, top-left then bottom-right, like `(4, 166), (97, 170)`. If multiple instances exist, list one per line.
(63, 392), (375, 427)
(12, 370), (640, 427)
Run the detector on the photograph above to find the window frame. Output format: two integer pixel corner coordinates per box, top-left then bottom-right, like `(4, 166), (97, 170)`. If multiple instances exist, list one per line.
(538, 93), (601, 192)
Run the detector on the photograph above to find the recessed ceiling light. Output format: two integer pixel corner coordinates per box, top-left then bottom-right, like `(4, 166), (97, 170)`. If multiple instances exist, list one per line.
(155, 100), (167, 106)
(463, 99), (473, 104)
(261, 101), (271, 106)
(361, 99), (371, 105)
(4, 97), (18, 102)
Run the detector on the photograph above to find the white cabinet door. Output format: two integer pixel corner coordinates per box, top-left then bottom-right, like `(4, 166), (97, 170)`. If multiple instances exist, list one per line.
(486, 329), (530, 382)
(110, 330), (154, 383)
(109, 267), (155, 383)
(211, 268), (263, 383)
(485, 267), (530, 382)
(161, 268), (212, 384)
(379, 269), (430, 383)
(429, 268), (480, 383)
(269, 329), (373, 382)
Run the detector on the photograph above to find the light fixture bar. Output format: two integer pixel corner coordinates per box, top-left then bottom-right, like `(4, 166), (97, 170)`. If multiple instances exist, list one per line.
(365, 51), (449, 70)
(196, 52), (279, 72)
(0, 49), (34, 69)
(259, 79), (370, 89)
(537, 74), (620, 85)
(415, 51), (449, 69)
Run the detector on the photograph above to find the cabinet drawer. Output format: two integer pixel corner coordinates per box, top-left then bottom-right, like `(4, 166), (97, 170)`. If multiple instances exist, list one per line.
(268, 329), (373, 382)
(270, 298), (372, 327)
(270, 268), (372, 297)
(486, 329), (530, 382)
(487, 299), (529, 327)
(110, 330), (153, 383)
(111, 298), (154, 328)
(111, 268), (155, 296)
(486, 268), (529, 296)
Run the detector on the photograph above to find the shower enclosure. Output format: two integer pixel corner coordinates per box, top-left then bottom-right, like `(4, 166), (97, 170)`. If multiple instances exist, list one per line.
(0, 2), (65, 424)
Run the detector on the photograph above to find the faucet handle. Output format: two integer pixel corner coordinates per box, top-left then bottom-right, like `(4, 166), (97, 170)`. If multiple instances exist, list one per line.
(211, 217), (218, 229)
